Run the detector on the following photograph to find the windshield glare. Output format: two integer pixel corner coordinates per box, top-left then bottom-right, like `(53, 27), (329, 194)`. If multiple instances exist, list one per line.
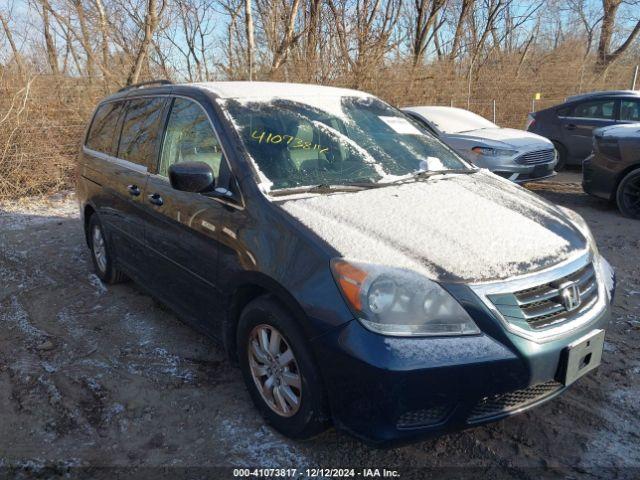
(220, 96), (470, 191)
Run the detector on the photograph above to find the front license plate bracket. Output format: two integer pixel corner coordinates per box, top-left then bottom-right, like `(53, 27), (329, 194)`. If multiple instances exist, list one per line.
(556, 329), (605, 386)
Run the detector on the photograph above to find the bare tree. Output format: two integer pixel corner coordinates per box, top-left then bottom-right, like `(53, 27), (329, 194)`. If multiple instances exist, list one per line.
(0, 11), (25, 74)
(127, 0), (166, 85)
(597, 0), (640, 71)
(39, 0), (60, 75)
(410, 0), (446, 65)
(449, 0), (476, 60)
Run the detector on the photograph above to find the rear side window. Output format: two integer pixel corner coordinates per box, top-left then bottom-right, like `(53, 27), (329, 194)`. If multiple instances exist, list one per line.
(118, 97), (167, 166)
(86, 102), (124, 155)
(158, 98), (223, 178)
(620, 99), (640, 121)
(571, 100), (615, 119)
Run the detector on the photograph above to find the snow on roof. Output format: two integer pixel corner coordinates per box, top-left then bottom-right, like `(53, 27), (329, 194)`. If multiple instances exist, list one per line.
(190, 81), (373, 100)
(280, 171), (587, 282)
(404, 106), (497, 134)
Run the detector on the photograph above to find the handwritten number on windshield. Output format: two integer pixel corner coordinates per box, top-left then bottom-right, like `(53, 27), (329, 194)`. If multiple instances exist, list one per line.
(251, 129), (329, 154)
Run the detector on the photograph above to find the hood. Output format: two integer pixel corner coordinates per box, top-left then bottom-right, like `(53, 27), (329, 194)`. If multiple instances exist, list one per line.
(595, 123), (640, 139)
(449, 128), (552, 149)
(279, 171), (587, 283)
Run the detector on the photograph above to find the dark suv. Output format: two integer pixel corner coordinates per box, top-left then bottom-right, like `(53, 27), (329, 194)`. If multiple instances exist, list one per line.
(526, 90), (640, 168)
(77, 80), (614, 446)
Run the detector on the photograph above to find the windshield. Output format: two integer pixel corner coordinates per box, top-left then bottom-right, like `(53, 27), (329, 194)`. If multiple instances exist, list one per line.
(219, 95), (471, 191)
(415, 108), (498, 134)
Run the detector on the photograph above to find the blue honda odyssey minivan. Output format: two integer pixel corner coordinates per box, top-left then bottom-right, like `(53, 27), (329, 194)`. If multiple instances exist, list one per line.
(77, 80), (615, 445)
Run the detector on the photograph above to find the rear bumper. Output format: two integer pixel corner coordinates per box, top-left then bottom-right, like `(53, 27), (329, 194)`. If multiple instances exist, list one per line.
(311, 295), (611, 447)
(582, 154), (616, 201)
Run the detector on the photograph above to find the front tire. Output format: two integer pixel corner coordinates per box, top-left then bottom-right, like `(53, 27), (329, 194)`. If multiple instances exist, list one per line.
(88, 214), (127, 284)
(237, 296), (329, 439)
(616, 168), (640, 219)
(552, 141), (567, 171)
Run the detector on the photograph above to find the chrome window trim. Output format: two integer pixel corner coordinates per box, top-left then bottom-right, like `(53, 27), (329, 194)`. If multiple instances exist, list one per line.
(558, 116), (615, 122)
(469, 250), (607, 343)
(83, 146), (148, 174)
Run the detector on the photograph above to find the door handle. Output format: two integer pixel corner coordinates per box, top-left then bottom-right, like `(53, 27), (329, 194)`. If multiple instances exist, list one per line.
(565, 123), (577, 131)
(148, 193), (164, 206)
(127, 184), (141, 196)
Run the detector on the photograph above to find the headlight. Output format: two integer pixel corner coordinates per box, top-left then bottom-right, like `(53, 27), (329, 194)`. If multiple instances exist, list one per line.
(331, 259), (481, 336)
(471, 146), (519, 157)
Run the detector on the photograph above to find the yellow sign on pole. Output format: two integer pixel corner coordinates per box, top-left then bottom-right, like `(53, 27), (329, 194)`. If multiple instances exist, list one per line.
(534, 93), (541, 100)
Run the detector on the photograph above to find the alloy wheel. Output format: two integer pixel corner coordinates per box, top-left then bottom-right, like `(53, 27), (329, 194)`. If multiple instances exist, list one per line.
(92, 225), (108, 274)
(621, 175), (640, 217)
(248, 324), (302, 417)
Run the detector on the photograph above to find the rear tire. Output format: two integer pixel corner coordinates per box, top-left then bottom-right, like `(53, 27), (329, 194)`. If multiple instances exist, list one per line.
(88, 214), (127, 284)
(237, 295), (329, 439)
(616, 168), (640, 220)
(552, 141), (567, 171)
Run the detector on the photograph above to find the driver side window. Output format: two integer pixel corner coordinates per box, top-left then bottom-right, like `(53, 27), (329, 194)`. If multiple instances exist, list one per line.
(159, 98), (223, 178)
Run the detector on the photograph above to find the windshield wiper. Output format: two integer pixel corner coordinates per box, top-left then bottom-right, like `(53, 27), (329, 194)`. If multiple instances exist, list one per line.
(414, 168), (477, 179)
(269, 182), (383, 197)
(385, 168), (477, 185)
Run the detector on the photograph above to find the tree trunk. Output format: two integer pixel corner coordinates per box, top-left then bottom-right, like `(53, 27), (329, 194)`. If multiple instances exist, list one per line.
(94, 0), (110, 71)
(0, 13), (24, 75)
(40, 1), (59, 75)
(597, 0), (622, 66)
(244, 0), (255, 80)
(127, 0), (161, 85)
(269, 0), (302, 77)
(411, 0), (445, 66)
(449, 0), (475, 60)
(597, 0), (640, 71)
(73, 0), (95, 79)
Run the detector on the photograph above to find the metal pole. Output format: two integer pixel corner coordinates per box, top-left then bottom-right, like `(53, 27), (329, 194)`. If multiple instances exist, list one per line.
(450, 99), (454, 107)
(492, 100), (496, 123)
(631, 65), (639, 90)
(532, 99), (536, 113)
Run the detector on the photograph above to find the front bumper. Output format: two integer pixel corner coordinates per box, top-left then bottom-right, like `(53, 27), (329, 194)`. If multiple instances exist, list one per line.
(489, 162), (557, 183)
(311, 286), (612, 447)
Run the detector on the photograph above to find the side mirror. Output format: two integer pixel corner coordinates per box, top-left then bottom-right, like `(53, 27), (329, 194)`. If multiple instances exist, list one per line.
(168, 161), (214, 193)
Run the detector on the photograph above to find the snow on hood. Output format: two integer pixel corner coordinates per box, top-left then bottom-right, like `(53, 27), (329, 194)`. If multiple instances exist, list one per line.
(448, 128), (553, 149)
(279, 171), (587, 283)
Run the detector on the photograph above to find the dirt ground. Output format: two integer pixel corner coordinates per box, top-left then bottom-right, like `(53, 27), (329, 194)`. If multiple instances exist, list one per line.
(0, 172), (639, 479)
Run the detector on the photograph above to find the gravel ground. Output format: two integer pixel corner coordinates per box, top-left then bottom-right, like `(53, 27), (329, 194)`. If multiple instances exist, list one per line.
(0, 177), (639, 479)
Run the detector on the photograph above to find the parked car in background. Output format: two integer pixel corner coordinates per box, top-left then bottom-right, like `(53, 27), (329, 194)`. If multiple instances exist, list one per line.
(526, 90), (640, 169)
(78, 81), (614, 446)
(583, 123), (640, 219)
(403, 106), (557, 183)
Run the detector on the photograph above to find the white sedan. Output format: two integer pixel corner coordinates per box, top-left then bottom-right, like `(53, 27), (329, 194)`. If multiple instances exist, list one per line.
(403, 106), (557, 183)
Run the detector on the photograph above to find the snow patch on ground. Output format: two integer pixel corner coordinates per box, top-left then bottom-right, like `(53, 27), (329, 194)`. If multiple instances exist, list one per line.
(1, 296), (48, 342)
(0, 191), (78, 230)
(88, 274), (107, 295)
(217, 417), (310, 467)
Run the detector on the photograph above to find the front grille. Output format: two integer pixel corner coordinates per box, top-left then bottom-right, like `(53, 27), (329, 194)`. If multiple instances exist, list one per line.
(467, 381), (563, 423)
(488, 263), (599, 330)
(515, 148), (555, 165)
(396, 404), (451, 429)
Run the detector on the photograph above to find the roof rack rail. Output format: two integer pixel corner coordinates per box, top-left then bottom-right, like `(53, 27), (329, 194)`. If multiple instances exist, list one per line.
(117, 79), (173, 93)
